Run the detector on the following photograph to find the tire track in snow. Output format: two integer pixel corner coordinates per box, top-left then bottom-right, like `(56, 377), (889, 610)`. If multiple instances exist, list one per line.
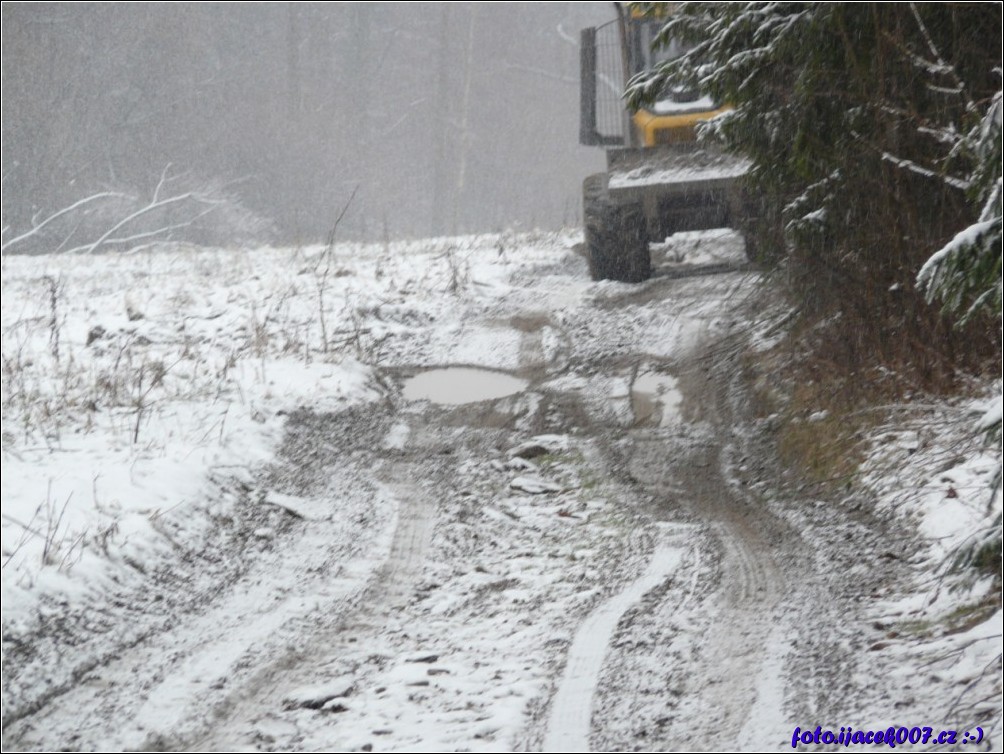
(648, 341), (790, 751)
(580, 308), (794, 751)
(372, 478), (434, 611)
(542, 525), (694, 753)
(3, 465), (400, 752)
(196, 457), (435, 751)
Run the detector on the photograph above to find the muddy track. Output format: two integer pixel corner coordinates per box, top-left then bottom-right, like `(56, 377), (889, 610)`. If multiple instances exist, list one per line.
(6, 244), (834, 752)
(194, 456), (437, 751)
(542, 527), (694, 753)
(537, 307), (806, 751)
(640, 347), (795, 752)
(2, 407), (405, 751)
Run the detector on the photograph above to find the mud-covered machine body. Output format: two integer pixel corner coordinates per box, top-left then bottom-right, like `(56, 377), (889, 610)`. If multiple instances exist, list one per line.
(580, 6), (750, 282)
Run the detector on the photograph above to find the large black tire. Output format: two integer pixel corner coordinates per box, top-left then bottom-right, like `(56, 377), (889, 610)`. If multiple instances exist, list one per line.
(583, 174), (651, 283)
(731, 183), (768, 264)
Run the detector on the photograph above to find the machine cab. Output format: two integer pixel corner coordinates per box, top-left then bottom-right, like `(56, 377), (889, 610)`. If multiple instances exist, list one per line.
(579, 6), (729, 148)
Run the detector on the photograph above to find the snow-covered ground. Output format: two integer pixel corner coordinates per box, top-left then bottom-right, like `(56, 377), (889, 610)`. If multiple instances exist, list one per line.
(2, 231), (1000, 751)
(2, 242), (386, 634)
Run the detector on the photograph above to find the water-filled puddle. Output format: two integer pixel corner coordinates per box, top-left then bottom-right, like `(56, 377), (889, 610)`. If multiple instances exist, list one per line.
(402, 367), (529, 405)
(632, 371), (683, 426)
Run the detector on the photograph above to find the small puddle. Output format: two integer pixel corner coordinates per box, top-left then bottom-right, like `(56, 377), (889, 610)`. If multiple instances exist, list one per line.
(632, 370), (683, 426)
(402, 367), (529, 405)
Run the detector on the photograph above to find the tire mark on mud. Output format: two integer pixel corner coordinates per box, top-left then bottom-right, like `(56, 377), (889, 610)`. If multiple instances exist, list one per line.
(538, 273), (783, 751)
(195, 457), (436, 751)
(2, 436), (399, 753)
(583, 317), (796, 750)
(653, 343), (793, 750)
(543, 526), (696, 753)
(341, 462), (436, 627)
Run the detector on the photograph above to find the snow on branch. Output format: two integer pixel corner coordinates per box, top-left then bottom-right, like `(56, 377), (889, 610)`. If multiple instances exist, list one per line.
(63, 205), (219, 255)
(917, 84), (1003, 326)
(1, 165), (235, 255)
(908, 1), (975, 112)
(1, 192), (129, 253)
(70, 189), (217, 255)
(917, 191), (1002, 323)
(880, 151), (970, 191)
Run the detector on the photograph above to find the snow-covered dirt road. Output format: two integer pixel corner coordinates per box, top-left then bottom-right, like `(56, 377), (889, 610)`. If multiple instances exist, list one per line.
(3, 231), (999, 751)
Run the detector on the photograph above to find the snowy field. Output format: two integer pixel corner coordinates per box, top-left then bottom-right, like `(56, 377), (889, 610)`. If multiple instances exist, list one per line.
(2, 239), (403, 631)
(1, 235), (559, 613)
(2, 231), (1000, 750)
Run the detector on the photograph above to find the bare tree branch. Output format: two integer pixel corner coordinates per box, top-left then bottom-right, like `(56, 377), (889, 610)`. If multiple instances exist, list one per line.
(151, 163), (173, 204)
(1, 192), (129, 252)
(76, 191), (212, 255)
(63, 205), (219, 254)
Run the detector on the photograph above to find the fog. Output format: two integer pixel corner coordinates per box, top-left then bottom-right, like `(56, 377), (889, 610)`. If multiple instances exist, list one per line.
(2, 2), (614, 251)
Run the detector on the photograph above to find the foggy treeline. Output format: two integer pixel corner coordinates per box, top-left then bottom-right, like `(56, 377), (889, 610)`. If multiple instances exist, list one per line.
(2, 2), (612, 251)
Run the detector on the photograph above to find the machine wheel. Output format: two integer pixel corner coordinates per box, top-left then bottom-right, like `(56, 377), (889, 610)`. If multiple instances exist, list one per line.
(731, 184), (764, 263)
(583, 174), (651, 283)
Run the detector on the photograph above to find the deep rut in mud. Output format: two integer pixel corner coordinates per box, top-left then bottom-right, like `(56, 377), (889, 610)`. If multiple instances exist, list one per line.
(543, 326), (808, 752)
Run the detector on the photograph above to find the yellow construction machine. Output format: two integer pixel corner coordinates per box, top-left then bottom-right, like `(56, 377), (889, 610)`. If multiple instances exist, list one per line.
(579, 4), (751, 281)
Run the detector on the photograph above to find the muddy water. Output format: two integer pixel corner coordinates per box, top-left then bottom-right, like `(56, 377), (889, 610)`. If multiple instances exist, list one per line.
(401, 367), (529, 405)
(631, 370), (683, 426)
